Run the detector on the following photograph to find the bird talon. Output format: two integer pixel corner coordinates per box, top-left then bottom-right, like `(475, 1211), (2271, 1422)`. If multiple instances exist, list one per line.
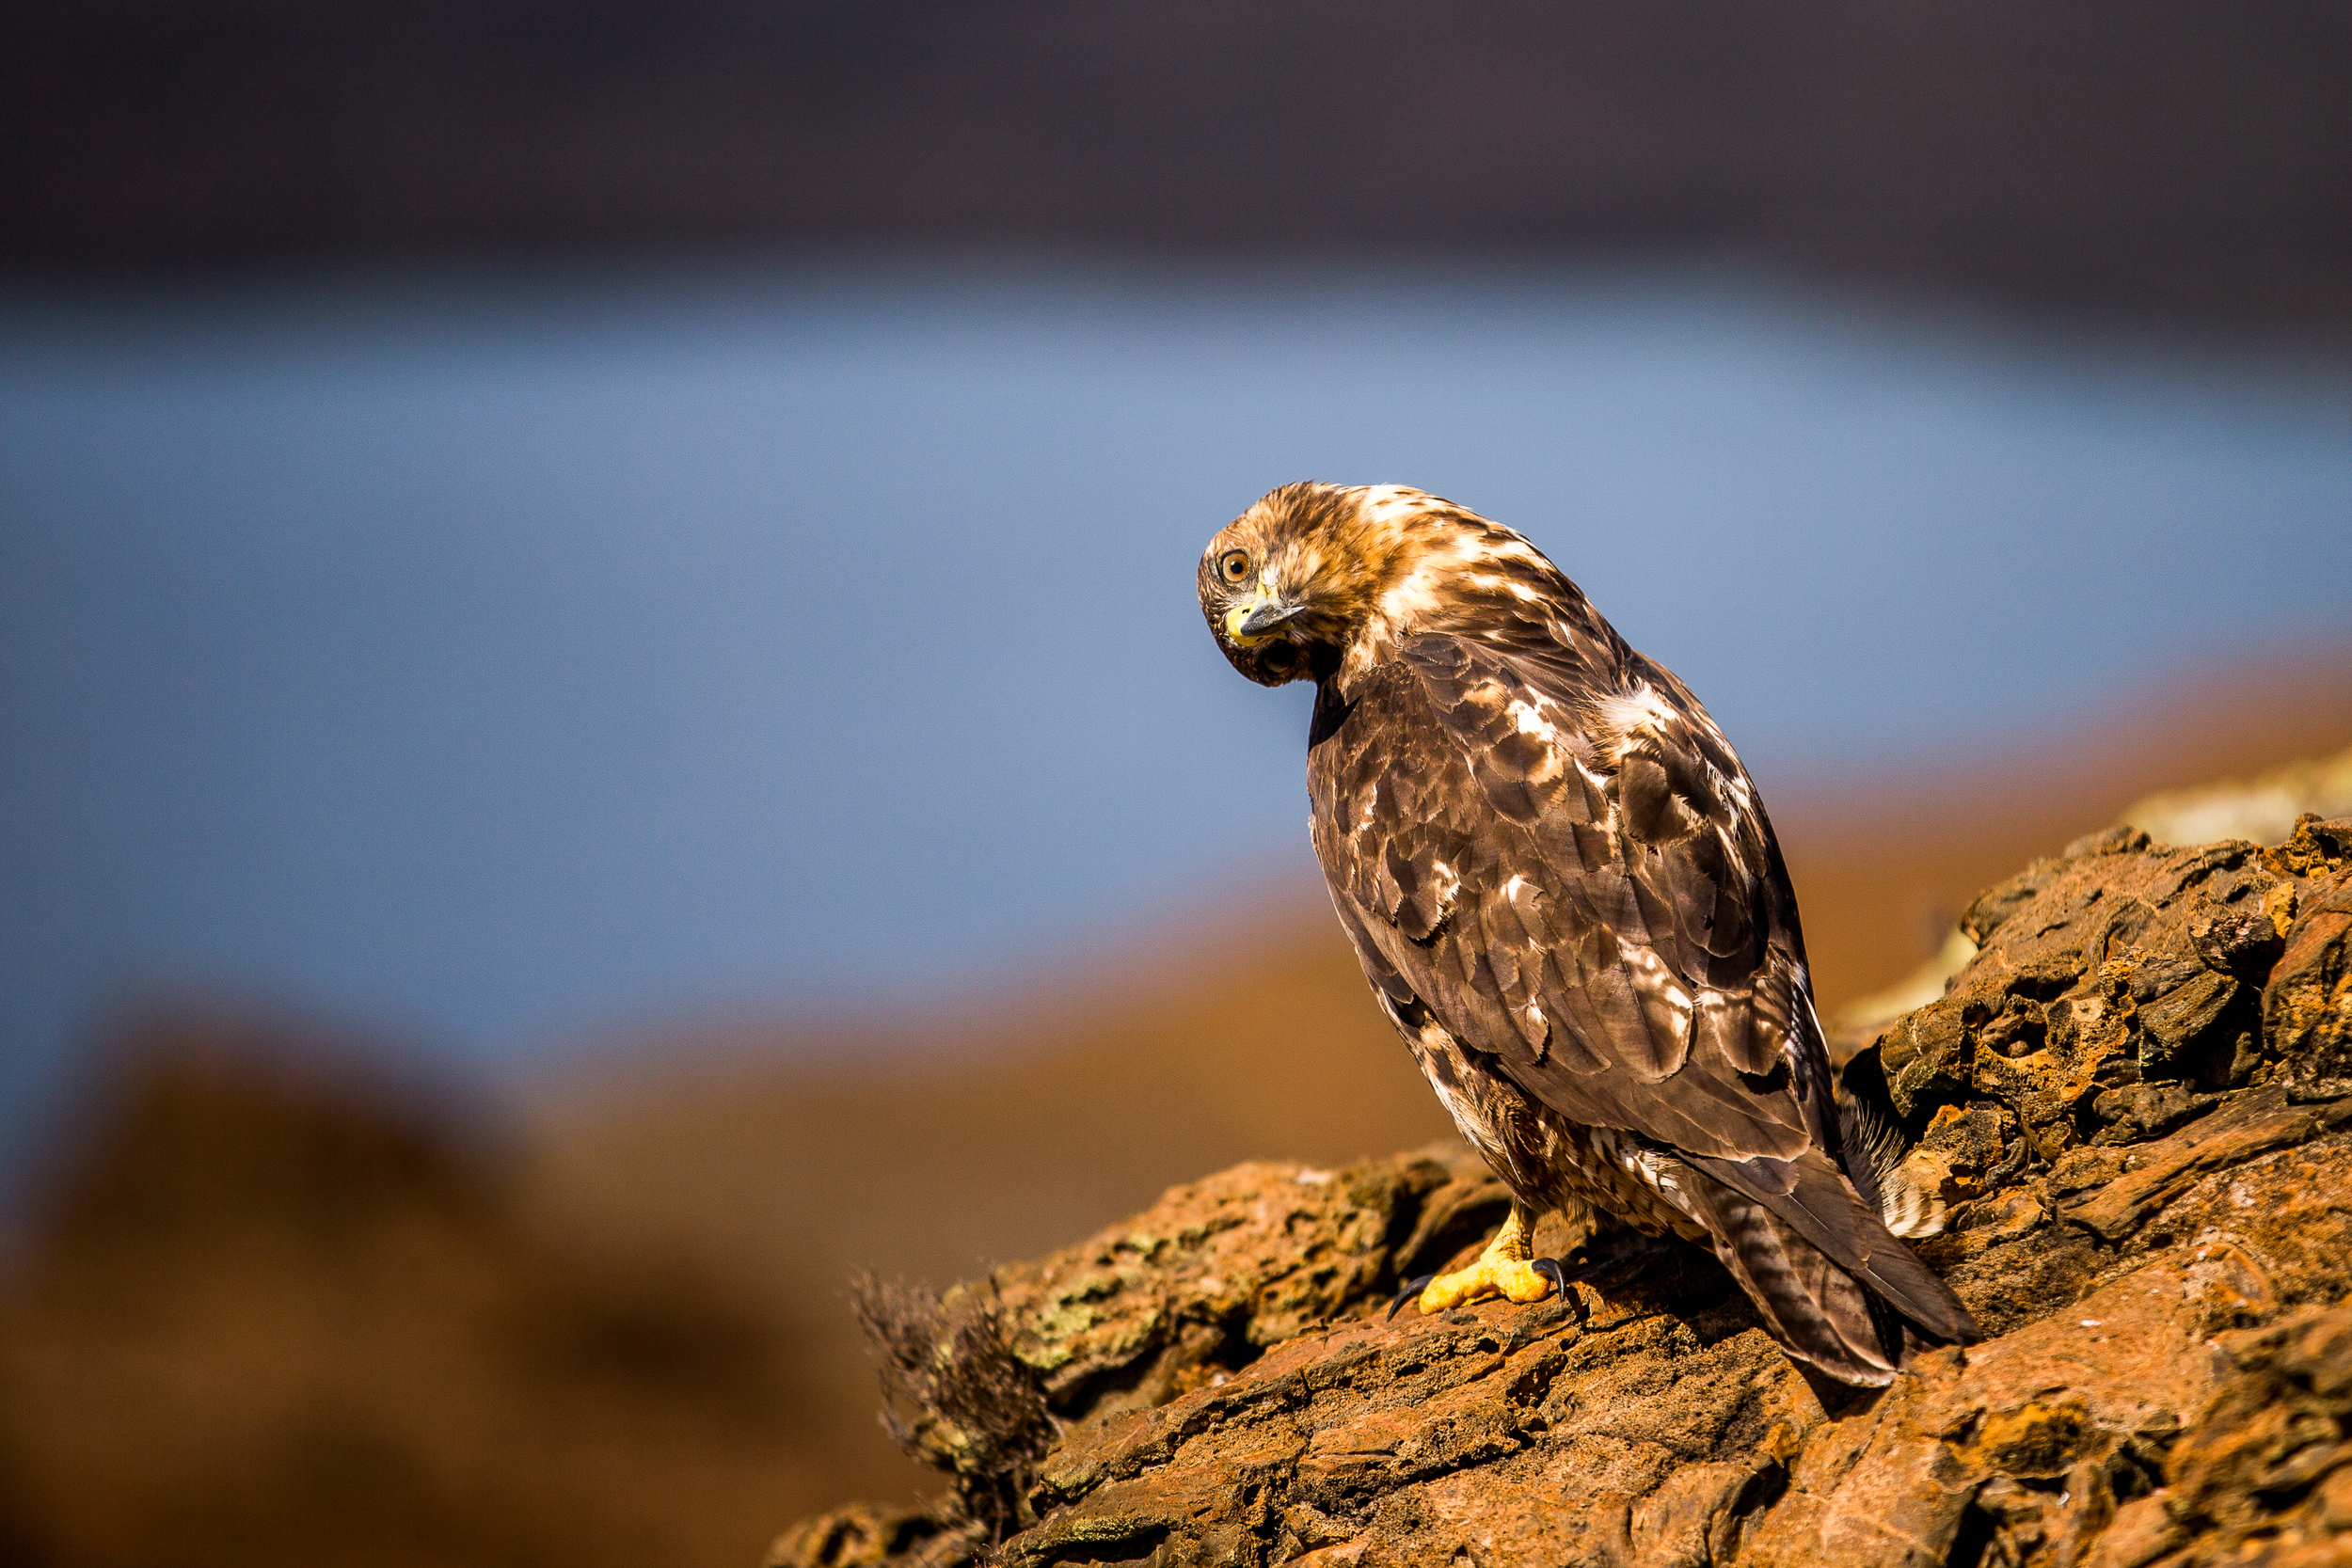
(1387, 1275), (1437, 1322)
(1532, 1256), (1590, 1323)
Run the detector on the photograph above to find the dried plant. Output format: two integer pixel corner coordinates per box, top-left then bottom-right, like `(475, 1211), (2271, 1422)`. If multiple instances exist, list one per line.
(850, 1273), (1054, 1544)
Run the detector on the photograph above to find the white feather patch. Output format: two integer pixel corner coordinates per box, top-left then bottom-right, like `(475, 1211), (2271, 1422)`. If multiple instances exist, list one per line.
(1504, 697), (1559, 740)
(1592, 683), (1681, 755)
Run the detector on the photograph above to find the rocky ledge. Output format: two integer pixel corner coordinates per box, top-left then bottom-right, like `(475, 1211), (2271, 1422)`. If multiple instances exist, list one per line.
(772, 816), (2352, 1568)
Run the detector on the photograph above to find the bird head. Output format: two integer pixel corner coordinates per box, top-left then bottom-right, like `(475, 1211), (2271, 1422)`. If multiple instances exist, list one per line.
(1199, 482), (1555, 687)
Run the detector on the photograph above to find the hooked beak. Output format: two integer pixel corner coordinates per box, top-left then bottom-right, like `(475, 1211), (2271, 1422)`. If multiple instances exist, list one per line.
(1226, 594), (1308, 646)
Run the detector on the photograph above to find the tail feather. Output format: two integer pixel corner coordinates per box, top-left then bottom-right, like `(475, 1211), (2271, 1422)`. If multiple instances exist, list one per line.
(1873, 1160), (1949, 1242)
(1671, 1142), (1978, 1402)
(1677, 1169), (1902, 1387)
(1689, 1148), (1979, 1348)
(1837, 1052), (1947, 1239)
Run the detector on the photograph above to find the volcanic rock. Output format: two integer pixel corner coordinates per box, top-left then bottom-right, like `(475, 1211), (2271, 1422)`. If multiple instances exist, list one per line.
(774, 816), (2352, 1568)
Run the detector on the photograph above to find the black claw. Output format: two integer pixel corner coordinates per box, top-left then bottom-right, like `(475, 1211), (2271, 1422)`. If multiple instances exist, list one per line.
(1530, 1256), (1597, 1324)
(1387, 1274), (1436, 1322)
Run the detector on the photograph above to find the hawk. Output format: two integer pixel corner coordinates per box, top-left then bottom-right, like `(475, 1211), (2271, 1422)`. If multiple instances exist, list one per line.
(1198, 482), (1975, 1390)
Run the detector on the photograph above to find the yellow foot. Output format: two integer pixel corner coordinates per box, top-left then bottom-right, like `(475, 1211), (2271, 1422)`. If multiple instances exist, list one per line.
(1415, 1254), (1560, 1313)
(1386, 1201), (1567, 1319)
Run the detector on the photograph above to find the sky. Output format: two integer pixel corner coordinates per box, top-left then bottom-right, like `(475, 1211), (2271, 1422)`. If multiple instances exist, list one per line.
(3, 255), (2349, 1169)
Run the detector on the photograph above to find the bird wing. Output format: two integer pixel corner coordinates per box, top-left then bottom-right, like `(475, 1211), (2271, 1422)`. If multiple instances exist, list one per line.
(1308, 630), (1830, 1165)
(1308, 628), (1977, 1350)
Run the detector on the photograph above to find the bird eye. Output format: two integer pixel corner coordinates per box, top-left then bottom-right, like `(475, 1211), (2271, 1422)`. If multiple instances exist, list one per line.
(1219, 549), (1250, 585)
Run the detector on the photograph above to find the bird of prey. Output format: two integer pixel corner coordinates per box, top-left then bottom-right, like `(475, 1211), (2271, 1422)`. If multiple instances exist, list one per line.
(1197, 482), (1974, 1390)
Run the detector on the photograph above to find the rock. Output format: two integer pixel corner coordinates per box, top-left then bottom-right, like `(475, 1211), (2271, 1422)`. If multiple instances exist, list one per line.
(2090, 1084), (2219, 1145)
(2265, 864), (2352, 1101)
(2153, 1300), (2352, 1565)
(771, 819), (2352, 1568)
(1874, 819), (2340, 1150)
(764, 1503), (969, 1568)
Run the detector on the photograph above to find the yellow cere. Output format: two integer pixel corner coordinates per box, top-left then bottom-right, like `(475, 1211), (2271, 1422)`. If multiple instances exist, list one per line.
(1225, 592), (1279, 647)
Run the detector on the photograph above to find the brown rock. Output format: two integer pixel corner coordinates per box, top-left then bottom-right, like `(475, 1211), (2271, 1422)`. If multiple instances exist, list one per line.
(2061, 1085), (2352, 1243)
(773, 820), (2352, 1568)
(2266, 863), (2352, 1101)
(763, 1503), (970, 1568)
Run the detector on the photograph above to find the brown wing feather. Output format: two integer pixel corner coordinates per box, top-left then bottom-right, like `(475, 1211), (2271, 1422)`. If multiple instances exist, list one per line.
(1311, 629), (1980, 1351)
(1310, 633), (1822, 1165)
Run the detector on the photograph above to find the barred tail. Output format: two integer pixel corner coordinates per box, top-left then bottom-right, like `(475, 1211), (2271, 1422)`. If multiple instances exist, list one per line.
(1679, 1148), (1979, 1390)
(1677, 1165), (1905, 1387)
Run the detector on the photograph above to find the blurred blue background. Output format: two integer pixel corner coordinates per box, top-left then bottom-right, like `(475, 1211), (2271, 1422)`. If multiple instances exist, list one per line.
(5, 258), (2350, 1178)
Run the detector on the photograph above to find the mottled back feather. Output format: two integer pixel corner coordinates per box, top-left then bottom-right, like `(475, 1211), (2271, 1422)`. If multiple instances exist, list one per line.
(1309, 629), (1822, 1164)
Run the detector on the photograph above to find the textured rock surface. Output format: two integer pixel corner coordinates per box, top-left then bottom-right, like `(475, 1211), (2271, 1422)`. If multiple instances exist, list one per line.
(773, 817), (2352, 1568)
